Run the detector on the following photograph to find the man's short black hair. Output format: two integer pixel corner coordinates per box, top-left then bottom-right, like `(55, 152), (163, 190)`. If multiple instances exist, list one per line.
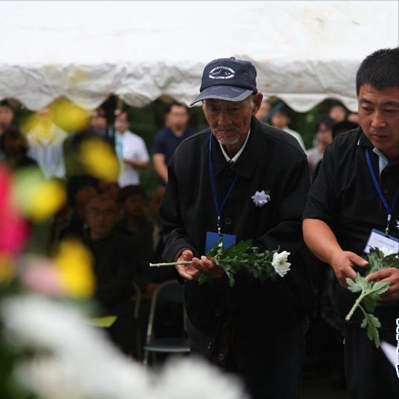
(356, 47), (399, 95)
(0, 99), (14, 109)
(167, 102), (189, 113)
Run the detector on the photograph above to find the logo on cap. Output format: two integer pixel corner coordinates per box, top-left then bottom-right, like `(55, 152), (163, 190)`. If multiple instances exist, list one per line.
(209, 66), (236, 80)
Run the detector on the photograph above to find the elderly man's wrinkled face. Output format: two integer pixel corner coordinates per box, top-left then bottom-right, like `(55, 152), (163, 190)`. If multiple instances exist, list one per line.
(203, 93), (262, 154)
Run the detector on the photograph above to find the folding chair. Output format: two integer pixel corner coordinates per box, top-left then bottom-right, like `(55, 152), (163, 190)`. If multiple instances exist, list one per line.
(143, 280), (190, 366)
(132, 281), (142, 360)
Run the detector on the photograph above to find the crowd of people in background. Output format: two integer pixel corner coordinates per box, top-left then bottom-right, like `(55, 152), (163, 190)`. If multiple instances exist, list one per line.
(0, 95), (360, 361)
(0, 93), (361, 379)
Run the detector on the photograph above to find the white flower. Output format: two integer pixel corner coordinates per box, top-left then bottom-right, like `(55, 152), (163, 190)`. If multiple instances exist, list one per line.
(251, 190), (270, 207)
(0, 294), (247, 399)
(272, 251), (291, 277)
(395, 219), (399, 230)
(379, 247), (396, 257)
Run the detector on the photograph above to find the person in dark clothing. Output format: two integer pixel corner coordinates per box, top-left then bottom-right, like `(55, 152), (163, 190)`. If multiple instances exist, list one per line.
(0, 126), (38, 171)
(83, 194), (138, 357)
(160, 57), (312, 399)
(303, 47), (399, 399)
(152, 102), (195, 185)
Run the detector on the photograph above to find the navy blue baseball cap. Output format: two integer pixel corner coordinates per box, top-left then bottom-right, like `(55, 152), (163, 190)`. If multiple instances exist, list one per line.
(190, 57), (258, 106)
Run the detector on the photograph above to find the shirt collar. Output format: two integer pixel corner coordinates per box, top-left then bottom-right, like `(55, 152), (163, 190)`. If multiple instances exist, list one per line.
(372, 147), (389, 174)
(218, 130), (251, 163)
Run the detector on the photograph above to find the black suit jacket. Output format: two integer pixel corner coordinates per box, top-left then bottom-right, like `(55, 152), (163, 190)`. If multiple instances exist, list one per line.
(160, 117), (312, 367)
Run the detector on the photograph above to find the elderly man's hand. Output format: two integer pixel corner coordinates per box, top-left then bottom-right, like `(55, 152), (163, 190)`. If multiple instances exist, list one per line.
(175, 249), (199, 280)
(192, 255), (225, 279)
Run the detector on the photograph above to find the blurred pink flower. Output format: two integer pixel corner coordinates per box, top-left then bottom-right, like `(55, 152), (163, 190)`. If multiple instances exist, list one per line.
(21, 257), (65, 296)
(0, 165), (29, 255)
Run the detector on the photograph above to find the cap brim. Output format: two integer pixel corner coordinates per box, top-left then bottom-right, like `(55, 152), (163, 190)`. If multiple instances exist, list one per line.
(190, 86), (254, 106)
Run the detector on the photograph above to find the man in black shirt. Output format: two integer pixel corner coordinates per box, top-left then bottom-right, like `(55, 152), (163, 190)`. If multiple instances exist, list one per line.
(303, 48), (399, 398)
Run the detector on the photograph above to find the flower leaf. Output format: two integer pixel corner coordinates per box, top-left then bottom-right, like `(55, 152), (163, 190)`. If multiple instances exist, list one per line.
(198, 239), (289, 288)
(346, 248), (398, 347)
(361, 312), (382, 348)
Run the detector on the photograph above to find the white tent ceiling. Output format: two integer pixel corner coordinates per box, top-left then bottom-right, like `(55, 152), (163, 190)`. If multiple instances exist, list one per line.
(0, 1), (398, 112)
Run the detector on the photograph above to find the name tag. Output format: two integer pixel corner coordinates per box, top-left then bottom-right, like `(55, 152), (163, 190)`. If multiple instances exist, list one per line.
(364, 229), (399, 254)
(205, 231), (236, 253)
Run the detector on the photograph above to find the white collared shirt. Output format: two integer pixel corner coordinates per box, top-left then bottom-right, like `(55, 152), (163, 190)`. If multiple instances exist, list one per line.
(218, 130), (251, 163)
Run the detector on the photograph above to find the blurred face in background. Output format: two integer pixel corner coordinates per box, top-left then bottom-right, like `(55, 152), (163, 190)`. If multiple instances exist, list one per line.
(75, 186), (98, 221)
(91, 109), (107, 130)
(85, 196), (119, 240)
(329, 105), (347, 123)
(0, 105), (14, 129)
(271, 110), (290, 130)
(124, 194), (146, 218)
(114, 112), (129, 134)
(168, 105), (189, 131)
(316, 123), (333, 146)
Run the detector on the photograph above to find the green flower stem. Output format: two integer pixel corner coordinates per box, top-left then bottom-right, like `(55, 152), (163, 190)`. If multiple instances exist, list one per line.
(345, 289), (366, 321)
(149, 261), (191, 267)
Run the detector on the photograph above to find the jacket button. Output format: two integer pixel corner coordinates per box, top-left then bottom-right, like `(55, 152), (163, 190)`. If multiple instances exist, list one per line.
(214, 309), (221, 317)
(224, 217), (232, 225)
(218, 353), (225, 361)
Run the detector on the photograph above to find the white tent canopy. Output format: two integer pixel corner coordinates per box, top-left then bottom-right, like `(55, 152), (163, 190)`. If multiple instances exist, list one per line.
(0, 1), (398, 112)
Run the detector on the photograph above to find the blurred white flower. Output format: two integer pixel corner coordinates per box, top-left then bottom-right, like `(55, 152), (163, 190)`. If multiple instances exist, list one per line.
(1, 294), (150, 399)
(271, 251), (291, 277)
(148, 357), (249, 399)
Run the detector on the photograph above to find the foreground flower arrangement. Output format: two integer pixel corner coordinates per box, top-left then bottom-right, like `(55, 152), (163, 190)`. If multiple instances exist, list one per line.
(1, 294), (247, 399)
(345, 247), (399, 347)
(151, 239), (291, 287)
(0, 138), (248, 399)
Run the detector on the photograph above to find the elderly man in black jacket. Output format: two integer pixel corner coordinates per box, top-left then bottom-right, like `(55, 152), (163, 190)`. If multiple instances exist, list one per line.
(160, 57), (312, 399)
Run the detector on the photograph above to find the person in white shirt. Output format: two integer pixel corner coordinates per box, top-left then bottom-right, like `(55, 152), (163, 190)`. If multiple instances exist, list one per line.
(25, 107), (67, 179)
(114, 111), (149, 187)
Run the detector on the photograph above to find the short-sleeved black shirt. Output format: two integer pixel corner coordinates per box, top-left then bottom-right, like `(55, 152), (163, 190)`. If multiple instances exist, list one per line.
(303, 127), (399, 342)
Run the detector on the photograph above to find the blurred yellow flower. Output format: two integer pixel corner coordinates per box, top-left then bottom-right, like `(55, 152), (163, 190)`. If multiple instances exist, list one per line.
(50, 99), (90, 133)
(52, 240), (95, 298)
(12, 168), (66, 221)
(79, 139), (120, 181)
(22, 99), (90, 135)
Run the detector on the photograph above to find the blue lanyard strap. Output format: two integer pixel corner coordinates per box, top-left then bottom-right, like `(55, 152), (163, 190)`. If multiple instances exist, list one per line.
(209, 134), (238, 234)
(365, 148), (399, 235)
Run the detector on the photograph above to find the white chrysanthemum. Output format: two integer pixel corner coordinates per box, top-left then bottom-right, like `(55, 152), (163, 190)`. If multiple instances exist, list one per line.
(379, 247), (397, 257)
(148, 357), (248, 399)
(0, 294), (247, 399)
(1, 294), (149, 399)
(272, 251), (291, 277)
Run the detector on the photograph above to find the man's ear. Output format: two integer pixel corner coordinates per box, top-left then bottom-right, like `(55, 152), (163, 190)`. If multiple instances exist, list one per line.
(252, 92), (264, 116)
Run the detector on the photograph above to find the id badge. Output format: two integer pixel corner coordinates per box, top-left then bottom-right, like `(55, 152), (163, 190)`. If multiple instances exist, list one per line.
(364, 229), (399, 254)
(205, 231), (236, 253)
